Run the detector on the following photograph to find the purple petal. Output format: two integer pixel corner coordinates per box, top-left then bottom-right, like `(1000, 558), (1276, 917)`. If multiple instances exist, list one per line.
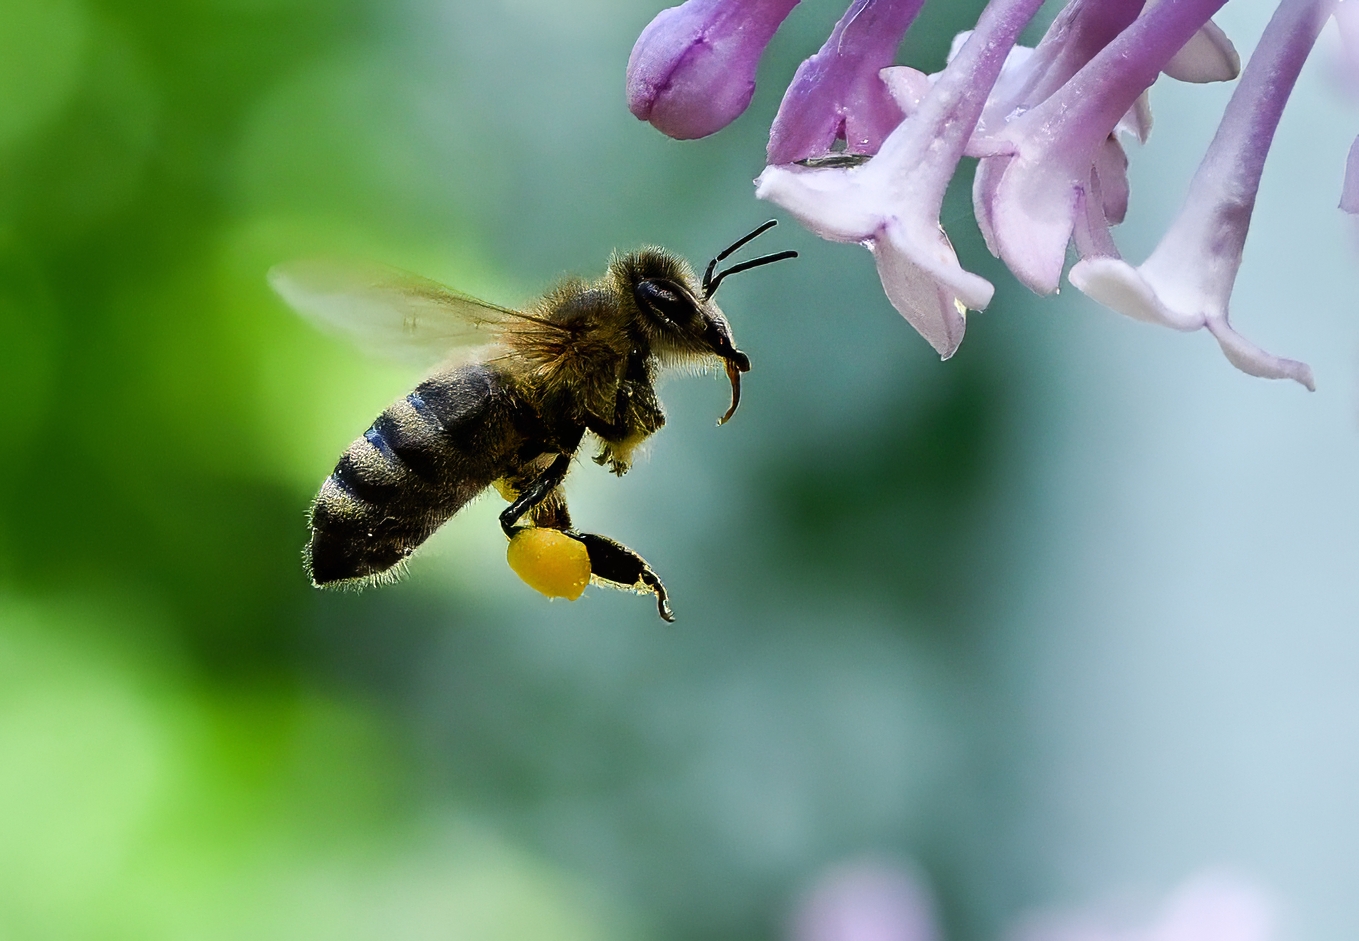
(969, 0), (1144, 146)
(984, 0), (1228, 294)
(871, 223), (984, 359)
(971, 153), (1008, 255)
(767, 0), (925, 165)
(1094, 136), (1129, 225)
(1070, 0), (1334, 390)
(1338, 0), (1359, 74)
(966, 0), (1146, 289)
(1164, 18), (1242, 82)
(627, 0), (799, 140)
(1073, 165), (1122, 259)
(1342, 134), (1359, 212)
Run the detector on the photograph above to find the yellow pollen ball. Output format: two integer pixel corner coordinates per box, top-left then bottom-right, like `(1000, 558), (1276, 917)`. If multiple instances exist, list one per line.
(506, 528), (591, 601)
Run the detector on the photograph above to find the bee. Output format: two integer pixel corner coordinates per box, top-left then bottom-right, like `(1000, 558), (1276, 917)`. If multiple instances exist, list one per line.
(269, 221), (795, 621)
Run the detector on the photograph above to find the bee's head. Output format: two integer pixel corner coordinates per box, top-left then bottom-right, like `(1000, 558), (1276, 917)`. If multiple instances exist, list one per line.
(619, 222), (794, 424)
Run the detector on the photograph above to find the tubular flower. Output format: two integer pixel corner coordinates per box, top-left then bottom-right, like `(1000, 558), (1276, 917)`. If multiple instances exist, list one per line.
(1069, 0), (1335, 389)
(977, 0), (1230, 295)
(766, 0), (925, 165)
(959, 0), (1148, 263)
(627, 0), (1355, 387)
(627, 0), (800, 140)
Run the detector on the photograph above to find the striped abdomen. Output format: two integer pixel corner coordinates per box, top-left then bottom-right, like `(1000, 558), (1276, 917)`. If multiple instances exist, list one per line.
(306, 363), (522, 585)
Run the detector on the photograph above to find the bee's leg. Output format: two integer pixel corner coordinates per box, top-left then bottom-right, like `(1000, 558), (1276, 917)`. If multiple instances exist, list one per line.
(568, 532), (674, 623)
(528, 488), (572, 531)
(499, 452), (573, 537)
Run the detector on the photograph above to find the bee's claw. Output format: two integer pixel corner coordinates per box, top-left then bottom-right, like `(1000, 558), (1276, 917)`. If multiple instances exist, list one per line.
(569, 531), (673, 623)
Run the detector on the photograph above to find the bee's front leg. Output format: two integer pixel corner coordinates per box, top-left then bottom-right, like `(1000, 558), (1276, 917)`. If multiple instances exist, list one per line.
(568, 532), (673, 623)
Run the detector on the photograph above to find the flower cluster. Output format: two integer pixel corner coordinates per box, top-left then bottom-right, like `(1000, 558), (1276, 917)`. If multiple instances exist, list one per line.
(626, 0), (1351, 388)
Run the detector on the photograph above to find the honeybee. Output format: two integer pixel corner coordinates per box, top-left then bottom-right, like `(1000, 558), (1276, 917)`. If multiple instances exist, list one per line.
(270, 221), (795, 621)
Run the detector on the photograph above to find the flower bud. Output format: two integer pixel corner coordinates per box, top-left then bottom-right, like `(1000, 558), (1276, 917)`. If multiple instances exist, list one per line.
(627, 0), (799, 140)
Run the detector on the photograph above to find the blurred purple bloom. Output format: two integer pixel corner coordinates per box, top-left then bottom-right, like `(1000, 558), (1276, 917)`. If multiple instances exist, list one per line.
(790, 864), (1273, 941)
(791, 860), (939, 941)
(1009, 872), (1275, 941)
(1069, 0), (1333, 389)
(766, 0), (924, 165)
(627, 0), (799, 140)
(756, 0), (1045, 358)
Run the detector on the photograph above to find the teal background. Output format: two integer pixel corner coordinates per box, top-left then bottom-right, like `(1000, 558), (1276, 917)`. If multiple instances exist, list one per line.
(0, 1), (1356, 939)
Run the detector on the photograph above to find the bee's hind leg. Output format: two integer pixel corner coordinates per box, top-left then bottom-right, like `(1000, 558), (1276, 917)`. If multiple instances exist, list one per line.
(569, 532), (674, 623)
(500, 452), (574, 537)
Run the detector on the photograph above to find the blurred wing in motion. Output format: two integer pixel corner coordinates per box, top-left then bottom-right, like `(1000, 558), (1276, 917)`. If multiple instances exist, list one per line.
(269, 259), (522, 368)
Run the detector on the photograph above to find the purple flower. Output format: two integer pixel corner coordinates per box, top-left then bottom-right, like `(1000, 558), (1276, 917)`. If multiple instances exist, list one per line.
(790, 860), (939, 941)
(766, 0), (925, 165)
(789, 864), (1274, 941)
(974, 0), (1229, 295)
(627, 0), (800, 140)
(1068, 0), (1334, 389)
(959, 0), (1147, 266)
(1010, 872), (1275, 941)
(756, 0), (1045, 358)
(626, 0), (1351, 387)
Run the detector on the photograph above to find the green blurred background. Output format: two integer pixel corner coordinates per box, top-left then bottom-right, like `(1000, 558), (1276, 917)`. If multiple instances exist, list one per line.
(2, 0), (1358, 939)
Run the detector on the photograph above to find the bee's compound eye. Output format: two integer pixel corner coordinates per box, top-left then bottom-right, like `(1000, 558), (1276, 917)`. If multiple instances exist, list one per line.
(506, 528), (591, 600)
(635, 279), (696, 326)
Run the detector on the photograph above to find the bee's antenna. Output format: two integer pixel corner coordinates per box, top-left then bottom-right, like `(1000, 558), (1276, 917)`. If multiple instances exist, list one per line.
(703, 220), (779, 296)
(704, 250), (798, 299)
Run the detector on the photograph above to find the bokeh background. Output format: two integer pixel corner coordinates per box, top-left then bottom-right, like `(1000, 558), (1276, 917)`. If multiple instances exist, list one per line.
(1, 0), (1356, 938)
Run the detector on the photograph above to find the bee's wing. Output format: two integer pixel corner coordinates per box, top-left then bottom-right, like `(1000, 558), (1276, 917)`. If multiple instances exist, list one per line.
(268, 258), (523, 368)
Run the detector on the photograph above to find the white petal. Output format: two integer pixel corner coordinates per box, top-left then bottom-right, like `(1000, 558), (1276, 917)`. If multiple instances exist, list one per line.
(754, 164), (880, 242)
(989, 158), (1080, 295)
(1068, 257), (1201, 330)
(1206, 319), (1315, 389)
(1115, 91), (1153, 144)
(871, 220), (992, 359)
(879, 66), (932, 115)
(972, 155), (1007, 257)
(1069, 258), (1314, 389)
(946, 30), (972, 65)
(1164, 19), (1241, 83)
